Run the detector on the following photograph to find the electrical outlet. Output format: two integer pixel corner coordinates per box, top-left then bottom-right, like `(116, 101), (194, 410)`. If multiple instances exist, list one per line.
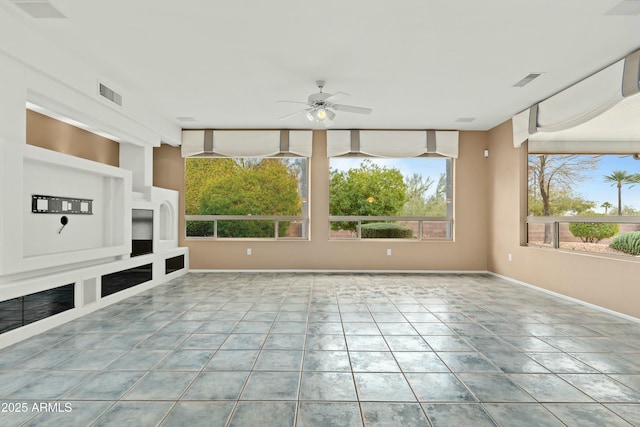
(508, 253), (512, 262)
(387, 249), (392, 256)
(247, 248), (252, 256)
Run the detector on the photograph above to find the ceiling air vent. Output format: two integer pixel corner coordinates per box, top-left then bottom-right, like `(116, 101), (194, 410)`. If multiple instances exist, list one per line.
(513, 73), (543, 88)
(98, 82), (123, 107)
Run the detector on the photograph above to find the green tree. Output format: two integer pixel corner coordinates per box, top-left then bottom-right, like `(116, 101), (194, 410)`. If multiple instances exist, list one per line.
(402, 173), (434, 216)
(528, 154), (599, 243)
(329, 160), (407, 231)
(198, 159), (301, 237)
(185, 158), (237, 215)
(423, 173), (448, 216)
(621, 205), (640, 216)
(604, 170), (636, 215)
(528, 190), (595, 216)
(601, 201), (613, 215)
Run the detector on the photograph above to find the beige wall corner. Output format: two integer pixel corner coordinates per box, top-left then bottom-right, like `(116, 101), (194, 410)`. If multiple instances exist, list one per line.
(487, 120), (640, 318)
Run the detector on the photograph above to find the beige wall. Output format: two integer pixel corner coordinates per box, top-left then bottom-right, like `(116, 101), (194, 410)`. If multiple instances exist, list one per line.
(487, 120), (640, 318)
(26, 110), (119, 167)
(154, 130), (489, 271)
(29, 105), (639, 315)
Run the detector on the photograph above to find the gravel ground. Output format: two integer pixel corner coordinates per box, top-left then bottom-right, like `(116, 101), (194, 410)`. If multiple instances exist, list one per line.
(559, 242), (626, 255)
(529, 241), (629, 256)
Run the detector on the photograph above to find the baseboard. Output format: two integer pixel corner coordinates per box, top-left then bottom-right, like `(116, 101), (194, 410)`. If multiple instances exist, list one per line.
(189, 269), (491, 274)
(488, 272), (640, 324)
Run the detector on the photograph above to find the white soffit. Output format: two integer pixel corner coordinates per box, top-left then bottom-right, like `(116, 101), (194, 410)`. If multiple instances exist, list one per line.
(529, 93), (640, 143)
(513, 49), (640, 148)
(535, 60), (625, 132)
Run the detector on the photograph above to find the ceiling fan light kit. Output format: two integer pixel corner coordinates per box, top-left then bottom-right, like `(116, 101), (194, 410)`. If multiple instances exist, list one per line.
(278, 80), (372, 126)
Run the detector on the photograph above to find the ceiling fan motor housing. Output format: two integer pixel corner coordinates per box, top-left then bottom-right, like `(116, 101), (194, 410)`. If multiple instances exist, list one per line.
(308, 92), (331, 106)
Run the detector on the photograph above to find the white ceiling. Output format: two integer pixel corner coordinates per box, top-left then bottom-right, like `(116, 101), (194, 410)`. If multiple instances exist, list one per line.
(3, 0), (640, 132)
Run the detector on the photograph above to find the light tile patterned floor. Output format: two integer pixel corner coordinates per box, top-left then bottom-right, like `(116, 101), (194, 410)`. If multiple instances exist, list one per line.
(1, 273), (640, 426)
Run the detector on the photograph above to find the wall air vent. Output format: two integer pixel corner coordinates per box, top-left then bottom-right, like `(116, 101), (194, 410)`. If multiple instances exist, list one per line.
(98, 82), (123, 107)
(513, 73), (543, 88)
(12, 0), (66, 19)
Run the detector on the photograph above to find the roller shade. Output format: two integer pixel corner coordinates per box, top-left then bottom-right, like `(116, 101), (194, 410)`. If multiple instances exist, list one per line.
(327, 130), (459, 158)
(181, 130), (312, 157)
(513, 48), (640, 148)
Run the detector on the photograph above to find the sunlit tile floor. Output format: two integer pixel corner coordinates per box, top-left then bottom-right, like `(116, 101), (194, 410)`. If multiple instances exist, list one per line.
(1, 273), (640, 426)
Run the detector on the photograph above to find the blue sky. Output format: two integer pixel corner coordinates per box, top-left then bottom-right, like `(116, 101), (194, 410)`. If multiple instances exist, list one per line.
(573, 155), (640, 213)
(331, 156), (640, 213)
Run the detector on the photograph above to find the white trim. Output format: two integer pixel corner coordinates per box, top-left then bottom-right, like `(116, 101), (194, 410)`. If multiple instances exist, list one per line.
(190, 269), (489, 274)
(488, 272), (640, 324)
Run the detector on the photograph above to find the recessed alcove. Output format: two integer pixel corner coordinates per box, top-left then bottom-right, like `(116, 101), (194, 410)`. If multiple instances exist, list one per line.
(159, 201), (173, 241)
(101, 264), (153, 297)
(165, 254), (184, 274)
(0, 284), (74, 334)
(131, 209), (153, 257)
(82, 277), (97, 306)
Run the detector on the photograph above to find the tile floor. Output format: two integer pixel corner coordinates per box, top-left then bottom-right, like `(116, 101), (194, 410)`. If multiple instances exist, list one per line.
(1, 273), (640, 426)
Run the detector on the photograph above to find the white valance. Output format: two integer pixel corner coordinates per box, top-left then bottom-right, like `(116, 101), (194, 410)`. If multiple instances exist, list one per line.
(327, 130), (459, 158)
(512, 48), (640, 148)
(537, 59), (625, 133)
(529, 139), (640, 154)
(181, 130), (312, 158)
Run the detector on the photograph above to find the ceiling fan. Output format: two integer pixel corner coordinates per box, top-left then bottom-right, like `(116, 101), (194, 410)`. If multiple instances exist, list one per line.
(277, 80), (372, 125)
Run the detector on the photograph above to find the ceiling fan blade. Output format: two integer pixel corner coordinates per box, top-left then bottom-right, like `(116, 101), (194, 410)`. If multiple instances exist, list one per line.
(278, 108), (311, 120)
(332, 104), (372, 115)
(324, 91), (350, 103)
(276, 100), (310, 106)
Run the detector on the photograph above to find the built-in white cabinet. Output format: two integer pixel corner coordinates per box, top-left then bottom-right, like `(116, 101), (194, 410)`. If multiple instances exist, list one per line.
(1, 144), (131, 276)
(0, 145), (187, 349)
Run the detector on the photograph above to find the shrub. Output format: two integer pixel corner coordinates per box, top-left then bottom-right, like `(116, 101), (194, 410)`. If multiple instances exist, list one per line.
(609, 231), (640, 256)
(186, 221), (214, 237)
(361, 222), (413, 239)
(568, 216), (619, 243)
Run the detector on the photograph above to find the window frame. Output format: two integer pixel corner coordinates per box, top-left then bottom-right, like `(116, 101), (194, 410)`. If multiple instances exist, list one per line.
(184, 156), (310, 241)
(524, 147), (640, 257)
(327, 156), (455, 241)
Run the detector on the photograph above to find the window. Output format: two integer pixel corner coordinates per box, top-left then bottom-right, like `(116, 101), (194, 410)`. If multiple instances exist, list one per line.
(329, 157), (453, 240)
(526, 153), (640, 257)
(185, 157), (308, 239)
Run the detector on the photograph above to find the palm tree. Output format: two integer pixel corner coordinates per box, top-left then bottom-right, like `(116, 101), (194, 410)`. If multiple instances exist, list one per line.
(603, 170), (636, 215)
(601, 201), (613, 215)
